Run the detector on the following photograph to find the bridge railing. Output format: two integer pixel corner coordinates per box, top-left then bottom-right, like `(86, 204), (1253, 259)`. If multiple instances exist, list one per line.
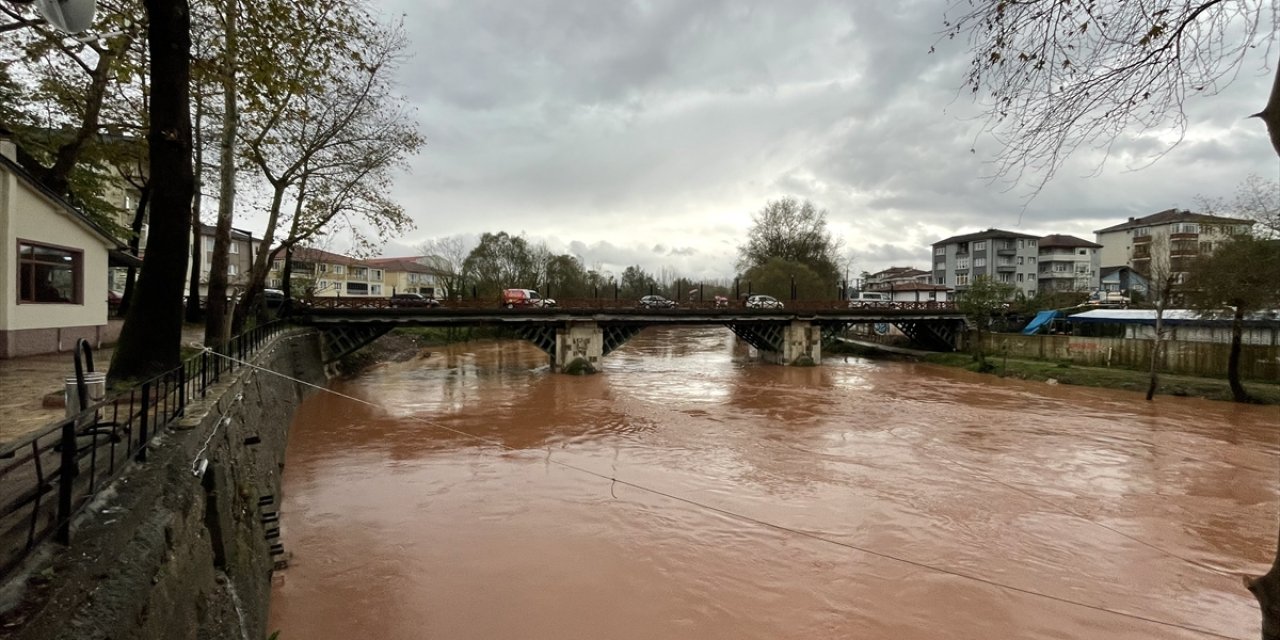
(301, 297), (958, 313)
(0, 321), (290, 579)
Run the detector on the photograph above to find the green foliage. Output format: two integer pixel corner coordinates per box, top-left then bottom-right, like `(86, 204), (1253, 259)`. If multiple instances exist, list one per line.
(738, 197), (843, 289)
(462, 232), (544, 298)
(619, 265), (658, 298)
(1185, 235), (1280, 314)
(741, 257), (832, 300)
(957, 275), (1016, 364)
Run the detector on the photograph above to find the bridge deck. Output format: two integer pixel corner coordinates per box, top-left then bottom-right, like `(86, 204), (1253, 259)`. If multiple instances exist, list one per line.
(294, 298), (964, 326)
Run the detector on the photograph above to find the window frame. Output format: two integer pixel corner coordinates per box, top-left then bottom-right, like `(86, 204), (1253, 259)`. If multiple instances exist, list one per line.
(18, 239), (84, 305)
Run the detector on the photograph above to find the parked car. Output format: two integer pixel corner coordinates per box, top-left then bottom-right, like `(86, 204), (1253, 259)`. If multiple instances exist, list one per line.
(848, 291), (891, 308)
(744, 294), (784, 309)
(638, 294), (677, 309)
(390, 292), (440, 307)
(501, 288), (556, 308)
(263, 288), (286, 308)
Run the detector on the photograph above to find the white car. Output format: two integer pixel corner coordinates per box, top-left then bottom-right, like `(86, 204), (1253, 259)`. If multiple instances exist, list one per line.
(744, 294), (784, 309)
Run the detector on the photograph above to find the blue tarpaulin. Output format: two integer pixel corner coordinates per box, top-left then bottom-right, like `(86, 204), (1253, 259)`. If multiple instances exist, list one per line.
(1022, 310), (1062, 335)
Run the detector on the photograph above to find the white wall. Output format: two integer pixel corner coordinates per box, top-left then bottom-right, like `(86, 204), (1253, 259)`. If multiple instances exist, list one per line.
(1, 166), (110, 331)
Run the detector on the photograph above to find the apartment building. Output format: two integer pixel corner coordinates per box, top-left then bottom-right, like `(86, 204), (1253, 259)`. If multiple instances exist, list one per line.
(1094, 209), (1253, 284)
(269, 247), (386, 298)
(863, 266), (931, 290)
(186, 224), (261, 298)
(1036, 234), (1101, 293)
(931, 229), (1040, 299)
(363, 256), (450, 299)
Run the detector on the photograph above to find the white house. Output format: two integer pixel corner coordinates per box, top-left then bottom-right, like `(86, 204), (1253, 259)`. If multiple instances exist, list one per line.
(0, 135), (135, 358)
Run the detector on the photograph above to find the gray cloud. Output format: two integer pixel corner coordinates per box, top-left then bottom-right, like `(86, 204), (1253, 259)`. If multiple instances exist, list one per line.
(361, 0), (1280, 280)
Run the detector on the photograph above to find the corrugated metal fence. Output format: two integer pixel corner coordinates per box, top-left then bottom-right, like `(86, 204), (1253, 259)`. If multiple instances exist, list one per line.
(980, 333), (1280, 381)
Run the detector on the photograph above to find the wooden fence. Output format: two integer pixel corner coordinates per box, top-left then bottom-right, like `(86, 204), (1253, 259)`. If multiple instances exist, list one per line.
(978, 333), (1280, 381)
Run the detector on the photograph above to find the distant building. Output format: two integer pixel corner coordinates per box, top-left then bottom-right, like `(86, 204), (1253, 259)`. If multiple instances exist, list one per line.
(1036, 234), (1101, 293)
(269, 247), (386, 298)
(864, 266), (931, 290)
(1098, 266), (1149, 299)
(363, 256), (451, 299)
(1093, 209), (1253, 284)
(931, 228), (1040, 299)
(175, 224), (260, 299)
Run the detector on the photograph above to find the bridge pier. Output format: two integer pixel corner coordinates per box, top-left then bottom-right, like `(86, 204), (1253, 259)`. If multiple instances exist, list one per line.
(553, 321), (604, 374)
(761, 321), (822, 366)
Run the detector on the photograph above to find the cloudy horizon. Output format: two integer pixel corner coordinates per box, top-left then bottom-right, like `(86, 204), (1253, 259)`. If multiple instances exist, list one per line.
(287, 0), (1278, 282)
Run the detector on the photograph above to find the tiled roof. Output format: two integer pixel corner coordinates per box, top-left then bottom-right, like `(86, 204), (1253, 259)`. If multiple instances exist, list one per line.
(197, 223), (257, 242)
(1038, 234), (1101, 249)
(870, 266), (929, 279)
(289, 246), (363, 266)
(363, 256), (451, 275)
(1093, 209), (1253, 234)
(933, 228), (1040, 246)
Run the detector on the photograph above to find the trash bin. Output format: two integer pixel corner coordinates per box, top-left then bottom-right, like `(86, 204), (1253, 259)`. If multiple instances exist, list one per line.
(64, 372), (106, 418)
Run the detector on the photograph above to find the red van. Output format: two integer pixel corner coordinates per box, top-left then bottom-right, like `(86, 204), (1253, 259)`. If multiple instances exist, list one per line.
(500, 288), (555, 308)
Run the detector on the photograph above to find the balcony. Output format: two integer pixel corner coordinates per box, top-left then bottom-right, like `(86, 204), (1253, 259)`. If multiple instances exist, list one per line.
(996, 264), (1016, 272)
(996, 248), (1017, 256)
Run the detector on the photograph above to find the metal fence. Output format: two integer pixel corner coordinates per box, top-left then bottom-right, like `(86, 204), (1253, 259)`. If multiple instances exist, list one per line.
(304, 297), (959, 313)
(0, 321), (289, 579)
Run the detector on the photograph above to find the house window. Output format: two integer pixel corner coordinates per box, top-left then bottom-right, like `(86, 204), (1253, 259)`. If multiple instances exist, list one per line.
(1077, 248), (1087, 255)
(229, 242), (240, 254)
(934, 261), (945, 271)
(333, 265), (345, 275)
(1171, 223), (1200, 234)
(371, 269), (383, 280)
(1028, 256), (1036, 263)
(1017, 273), (1024, 282)
(370, 284), (383, 296)
(318, 264), (328, 273)
(273, 260), (283, 271)
(1017, 256), (1024, 265)
(204, 237), (215, 251)
(1199, 241), (1214, 254)
(956, 258), (970, 270)
(956, 274), (970, 286)
(1017, 239), (1024, 248)
(18, 241), (82, 304)
(973, 241), (987, 251)
(974, 258), (987, 268)
(269, 278), (281, 287)
(227, 264), (238, 276)
(345, 281), (367, 295)
(934, 247), (945, 256)
(997, 273), (1012, 283)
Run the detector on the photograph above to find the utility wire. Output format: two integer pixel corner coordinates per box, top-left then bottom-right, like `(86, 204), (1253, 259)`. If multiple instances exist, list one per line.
(203, 348), (1248, 640)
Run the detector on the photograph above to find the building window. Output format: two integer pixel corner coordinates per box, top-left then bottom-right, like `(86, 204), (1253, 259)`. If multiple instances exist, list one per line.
(956, 274), (970, 286)
(18, 241), (82, 304)
(1029, 256), (1036, 263)
(1017, 273), (1024, 282)
(370, 284), (383, 296)
(934, 247), (945, 256)
(318, 264), (328, 273)
(1017, 256), (1024, 265)
(227, 264), (238, 276)
(956, 258), (970, 270)
(372, 269), (383, 280)
(934, 261), (945, 271)
(1199, 241), (1214, 254)
(973, 241), (987, 251)
(974, 257), (987, 268)
(1077, 248), (1087, 255)
(333, 265), (345, 275)
(272, 260), (283, 271)
(269, 278), (281, 287)
(1017, 239), (1024, 248)
(1171, 223), (1200, 234)
(204, 236), (215, 251)
(997, 273), (1012, 283)
(346, 281), (367, 295)
(229, 242), (240, 254)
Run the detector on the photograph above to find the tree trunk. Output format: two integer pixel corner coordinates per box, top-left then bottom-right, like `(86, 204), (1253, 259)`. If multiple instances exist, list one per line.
(184, 96), (204, 324)
(116, 184), (150, 317)
(39, 38), (128, 195)
(1145, 303), (1164, 401)
(204, 0), (238, 350)
(1227, 305), (1249, 403)
(108, 0), (193, 383)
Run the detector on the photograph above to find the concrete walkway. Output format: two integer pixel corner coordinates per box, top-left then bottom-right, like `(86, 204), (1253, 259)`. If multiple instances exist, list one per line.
(0, 322), (205, 445)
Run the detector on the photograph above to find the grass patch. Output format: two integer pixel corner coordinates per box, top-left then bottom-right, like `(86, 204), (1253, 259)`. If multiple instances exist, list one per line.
(922, 353), (1280, 404)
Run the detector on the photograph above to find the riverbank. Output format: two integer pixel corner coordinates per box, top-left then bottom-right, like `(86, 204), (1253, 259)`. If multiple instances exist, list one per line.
(921, 350), (1280, 404)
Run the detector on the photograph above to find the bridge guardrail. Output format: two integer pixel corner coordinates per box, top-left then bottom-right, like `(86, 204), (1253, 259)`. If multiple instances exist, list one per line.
(301, 297), (958, 313)
(0, 321), (289, 579)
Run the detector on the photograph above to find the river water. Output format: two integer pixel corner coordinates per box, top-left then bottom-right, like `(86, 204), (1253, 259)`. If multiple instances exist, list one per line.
(268, 326), (1278, 639)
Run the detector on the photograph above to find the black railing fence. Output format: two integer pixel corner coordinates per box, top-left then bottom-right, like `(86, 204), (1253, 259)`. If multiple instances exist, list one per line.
(0, 321), (291, 578)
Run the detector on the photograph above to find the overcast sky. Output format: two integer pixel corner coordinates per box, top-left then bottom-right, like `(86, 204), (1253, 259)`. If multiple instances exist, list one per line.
(350, 0), (1278, 280)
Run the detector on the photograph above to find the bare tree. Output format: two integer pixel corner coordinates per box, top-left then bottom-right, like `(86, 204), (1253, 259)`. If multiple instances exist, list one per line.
(943, 1), (1280, 191)
(1197, 173), (1280, 239)
(1137, 235), (1180, 401)
(419, 235), (474, 298)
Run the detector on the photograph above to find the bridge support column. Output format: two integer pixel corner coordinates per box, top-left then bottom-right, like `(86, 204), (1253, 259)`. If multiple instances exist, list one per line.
(757, 320), (819, 366)
(554, 321), (604, 374)
(762, 321), (822, 366)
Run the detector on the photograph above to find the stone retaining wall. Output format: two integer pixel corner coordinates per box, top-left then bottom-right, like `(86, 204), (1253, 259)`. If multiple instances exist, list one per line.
(2, 330), (324, 640)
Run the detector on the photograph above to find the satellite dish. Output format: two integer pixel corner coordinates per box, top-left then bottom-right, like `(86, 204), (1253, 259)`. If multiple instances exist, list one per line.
(34, 0), (96, 34)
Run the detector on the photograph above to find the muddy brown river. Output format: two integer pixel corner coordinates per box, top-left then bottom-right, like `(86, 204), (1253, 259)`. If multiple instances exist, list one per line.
(268, 326), (1278, 639)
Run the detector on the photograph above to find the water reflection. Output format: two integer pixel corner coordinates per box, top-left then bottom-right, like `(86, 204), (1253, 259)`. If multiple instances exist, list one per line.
(271, 327), (1277, 640)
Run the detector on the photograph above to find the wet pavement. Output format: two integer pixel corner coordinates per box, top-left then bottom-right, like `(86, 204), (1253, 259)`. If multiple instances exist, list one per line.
(0, 321), (204, 444)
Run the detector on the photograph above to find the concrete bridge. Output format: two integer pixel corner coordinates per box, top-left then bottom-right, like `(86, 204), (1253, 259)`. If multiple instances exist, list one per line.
(290, 299), (967, 373)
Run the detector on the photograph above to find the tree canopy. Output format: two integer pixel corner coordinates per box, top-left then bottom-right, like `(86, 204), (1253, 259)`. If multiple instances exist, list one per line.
(738, 197), (843, 292)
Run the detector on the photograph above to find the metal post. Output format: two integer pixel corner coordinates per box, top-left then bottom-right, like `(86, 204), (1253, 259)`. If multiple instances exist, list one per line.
(735, 278), (739, 299)
(178, 362), (187, 417)
(55, 418), (77, 545)
(790, 275), (796, 301)
(201, 350), (208, 397)
(137, 381), (150, 462)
